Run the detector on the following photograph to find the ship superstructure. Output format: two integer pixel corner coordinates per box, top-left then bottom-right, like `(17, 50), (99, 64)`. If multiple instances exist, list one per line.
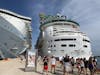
(36, 14), (92, 59)
(0, 9), (32, 58)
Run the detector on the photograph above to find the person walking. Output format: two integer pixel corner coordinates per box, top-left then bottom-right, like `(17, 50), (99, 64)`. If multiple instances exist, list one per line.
(43, 56), (49, 75)
(70, 57), (75, 73)
(50, 56), (56, 74)
(80, 58), (85, 74)
(76, 58), (81, 74)
(83, 58), (88, 75)
(59, 56), (63, 67)
(88, 57), (94, 75)
(63, 55), (71, 75)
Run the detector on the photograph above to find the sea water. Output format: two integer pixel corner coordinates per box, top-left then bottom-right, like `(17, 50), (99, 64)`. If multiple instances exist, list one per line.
(96, 57), (100, 69)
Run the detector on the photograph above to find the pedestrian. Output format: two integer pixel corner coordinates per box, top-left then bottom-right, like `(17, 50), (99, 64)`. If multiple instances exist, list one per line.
(88, 57), (94, 75)
(43, 56), (49, 75)
(70, 57), (75, 73)
(50, 56), (56, 74)
(93, 57), (97, 74)
(63, 54), (71, 75)
(59, 56), (63, 67)
(76, 58), (81, 74)
(80, 58), (85, 74)
(83, 58), (88, 75)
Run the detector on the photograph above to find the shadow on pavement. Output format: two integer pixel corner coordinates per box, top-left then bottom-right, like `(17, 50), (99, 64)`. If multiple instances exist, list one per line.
(19, 68), (43, 74)
(56, 69), (63, 72)
(35, 71), (43, 74)
(53, 72), (63, 75)
(19, 68), (25, 72)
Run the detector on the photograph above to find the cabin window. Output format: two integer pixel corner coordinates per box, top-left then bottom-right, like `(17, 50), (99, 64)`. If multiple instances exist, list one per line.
(54, 38), (76, 41)
(69, 44), (76, 47)
(60, 50), (64, 53)
(61, 44), (67, 47)
(83, 45), (87, 48)
(51, 45), (52, 47)
(54, 45), (56, 47)
(54, 39), (60, 41)
(83, 39), (90, 43)
(61, 38), (76, 41)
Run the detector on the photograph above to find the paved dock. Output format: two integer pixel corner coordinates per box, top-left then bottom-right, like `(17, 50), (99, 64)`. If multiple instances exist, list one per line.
(0, 58), (100, 75)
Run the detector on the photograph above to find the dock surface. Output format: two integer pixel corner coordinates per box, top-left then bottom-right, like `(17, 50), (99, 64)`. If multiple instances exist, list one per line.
(0, 58), (100, 75)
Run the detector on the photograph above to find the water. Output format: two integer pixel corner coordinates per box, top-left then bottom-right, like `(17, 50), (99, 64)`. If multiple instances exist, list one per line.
(97, 57), (100, 62)
(96, 57), (100, 69)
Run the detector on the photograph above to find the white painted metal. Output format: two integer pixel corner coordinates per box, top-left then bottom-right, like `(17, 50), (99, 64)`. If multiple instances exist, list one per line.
(0, 9), (32, 58)
(37, 14), (92, 59)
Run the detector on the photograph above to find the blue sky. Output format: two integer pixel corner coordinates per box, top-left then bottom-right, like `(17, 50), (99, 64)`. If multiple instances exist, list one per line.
(0, 0), (100, 55)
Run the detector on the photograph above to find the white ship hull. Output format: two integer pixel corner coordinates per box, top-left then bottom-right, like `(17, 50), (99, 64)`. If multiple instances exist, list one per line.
(36, 14), (92, 59)
(0, 9), (32, 58)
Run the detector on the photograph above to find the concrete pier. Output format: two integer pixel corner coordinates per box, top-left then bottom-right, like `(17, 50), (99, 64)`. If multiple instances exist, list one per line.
(0, 58), (100, 75)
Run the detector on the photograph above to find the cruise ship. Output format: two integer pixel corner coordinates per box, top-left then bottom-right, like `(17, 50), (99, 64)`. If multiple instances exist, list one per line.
(36, 13), (92, 59)
(0, 9), (32, 59)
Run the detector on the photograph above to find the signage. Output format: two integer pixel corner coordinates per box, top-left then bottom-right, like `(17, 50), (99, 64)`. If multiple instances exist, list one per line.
(27, 51), (35, 67)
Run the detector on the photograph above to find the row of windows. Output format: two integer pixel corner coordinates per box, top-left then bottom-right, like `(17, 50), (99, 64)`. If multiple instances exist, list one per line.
(49, 45), (56, 47)
(61, 44), (76, 47)
(48, 39), (90, 43)
(83, 39), (90, 42)
(53, 29), (57, 31)
(54, 31), (68, 33)
(83, 45), (88, 47)
(0, 19), (14, 32)
(50, 50), (64, 52)
(4, 25), (13, 31)
(2, 23), (26, 40)
(49, 44), (87, 48)
(54, 38), (76, 41)
(50, 48), (88, 52)
(53, 31), (75, 35)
